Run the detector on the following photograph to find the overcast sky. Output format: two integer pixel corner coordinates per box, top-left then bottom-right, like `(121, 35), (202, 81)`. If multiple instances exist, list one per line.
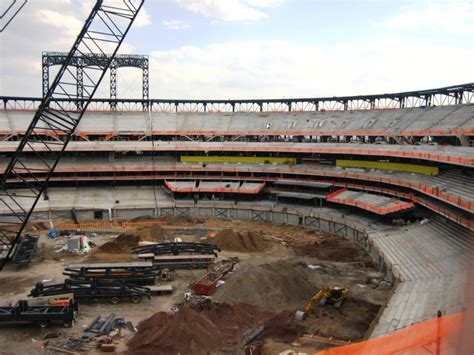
(0, 0), (473, 99)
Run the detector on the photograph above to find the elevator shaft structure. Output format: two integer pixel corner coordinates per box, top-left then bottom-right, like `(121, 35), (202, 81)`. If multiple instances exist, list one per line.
(0, 0), (144, 270)
(42, 52), (149, 110)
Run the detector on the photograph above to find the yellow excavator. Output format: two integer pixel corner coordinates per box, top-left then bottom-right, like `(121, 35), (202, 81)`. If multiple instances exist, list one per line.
(295, 287), (350, 320)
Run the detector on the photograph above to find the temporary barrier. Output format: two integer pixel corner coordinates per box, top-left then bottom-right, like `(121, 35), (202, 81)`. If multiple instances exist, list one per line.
(315, 312), (465, 355)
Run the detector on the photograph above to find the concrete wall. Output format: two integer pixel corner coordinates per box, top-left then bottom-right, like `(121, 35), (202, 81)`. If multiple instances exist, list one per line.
(38, 201), (394, 283)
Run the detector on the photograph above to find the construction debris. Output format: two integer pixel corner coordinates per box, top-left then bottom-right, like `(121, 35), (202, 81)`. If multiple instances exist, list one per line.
(366, 276), (392, 290)
(298, 334), (350, 346)
(66, 235), (91, 254)
(0, 218), (391, 354)
(11, 235), (39, 268)
(84, 313), (136, 338)
(43, 313), (135, 354)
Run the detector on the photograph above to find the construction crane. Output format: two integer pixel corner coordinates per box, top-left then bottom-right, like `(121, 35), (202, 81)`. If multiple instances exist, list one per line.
(295, 287), (350, 321)
(0, 0), (144, 270)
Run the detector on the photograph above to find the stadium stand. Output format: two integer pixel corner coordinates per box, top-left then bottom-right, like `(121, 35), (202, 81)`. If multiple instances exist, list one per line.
(370, 218), (472, 336)
(0, 104), (472, 140)
(0, 84), (472, 341)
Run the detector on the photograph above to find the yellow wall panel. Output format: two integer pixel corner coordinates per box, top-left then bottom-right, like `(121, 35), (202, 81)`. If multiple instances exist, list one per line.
(336, 160), (438, 176)
(181, 156), (296, 164)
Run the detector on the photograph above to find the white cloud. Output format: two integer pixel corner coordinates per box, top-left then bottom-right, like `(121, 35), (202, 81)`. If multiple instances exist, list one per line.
(163, 19), (190, 30)
(176, 0), (267, 21)
(149, 39), (474, 99)
(37, 9), (83, 36)
(134, 6), (152, 27)
(380, 1), (474, 35)
(245, 0), (284, 8)
(0, 0), (142, 97)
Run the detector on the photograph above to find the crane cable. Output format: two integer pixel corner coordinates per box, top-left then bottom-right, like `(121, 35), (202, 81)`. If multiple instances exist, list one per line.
(148, 107), (160, 215)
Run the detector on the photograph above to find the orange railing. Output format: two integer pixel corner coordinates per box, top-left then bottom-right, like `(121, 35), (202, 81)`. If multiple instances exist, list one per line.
(327, 189), (415, 215)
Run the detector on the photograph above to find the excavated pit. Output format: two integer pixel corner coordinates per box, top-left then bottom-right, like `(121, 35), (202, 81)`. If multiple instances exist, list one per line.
(123, 220), (390, 354)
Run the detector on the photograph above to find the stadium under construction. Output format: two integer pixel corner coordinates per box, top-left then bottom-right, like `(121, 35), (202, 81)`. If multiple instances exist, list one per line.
(0, 1), (472, 354)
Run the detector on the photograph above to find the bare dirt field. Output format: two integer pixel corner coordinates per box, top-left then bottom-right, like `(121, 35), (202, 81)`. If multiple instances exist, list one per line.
(0, 217), (391, 354)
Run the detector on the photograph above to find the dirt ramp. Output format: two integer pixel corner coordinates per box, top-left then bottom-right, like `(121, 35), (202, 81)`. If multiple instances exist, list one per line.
(214, 260), (317, 311)
(206, 229), (270, 252)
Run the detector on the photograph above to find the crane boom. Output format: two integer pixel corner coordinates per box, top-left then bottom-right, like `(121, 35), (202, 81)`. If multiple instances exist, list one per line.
(0, 0), (145, 270)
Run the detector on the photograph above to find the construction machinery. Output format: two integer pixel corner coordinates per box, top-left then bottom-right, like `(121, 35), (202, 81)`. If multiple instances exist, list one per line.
(63, 262), (172, 286)
(0, 0), (144, 270)
(30, 279), (151, 304)
(295, 287), (350, 320)
(0, 299), (78, 328)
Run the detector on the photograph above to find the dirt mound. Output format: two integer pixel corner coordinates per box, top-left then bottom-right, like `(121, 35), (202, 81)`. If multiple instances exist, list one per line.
(206, 229), (270, 252)
(292, 237), (370, 262)
(127, 303), (267, 354)
(127, 303), (303, 355)
(96, 225), (167, 254)
(214, 260), (316, 311)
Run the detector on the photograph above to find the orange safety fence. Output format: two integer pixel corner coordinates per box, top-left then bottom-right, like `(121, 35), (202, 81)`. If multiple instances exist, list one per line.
(315, 312), (466, 355)
(55, 220), (166, 230)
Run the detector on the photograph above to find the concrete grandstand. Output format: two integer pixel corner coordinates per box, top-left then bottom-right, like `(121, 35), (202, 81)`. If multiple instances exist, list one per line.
(0, 83), (473, 339)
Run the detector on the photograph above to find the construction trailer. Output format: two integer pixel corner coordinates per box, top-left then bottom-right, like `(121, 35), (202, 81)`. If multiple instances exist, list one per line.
(137, 254), (216, 270)
(131, 242), (221, 257)
(30, 279), (151, 304)
(0, 299), (78, 328)
(63, 262), (168, 286)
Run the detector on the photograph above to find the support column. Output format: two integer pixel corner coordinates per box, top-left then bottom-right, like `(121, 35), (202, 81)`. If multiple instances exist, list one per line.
(142, 58), (149, 111)
(42, 54), (49, 99)
(110, 59), (117, 109)
(76, 59), (84, 110)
